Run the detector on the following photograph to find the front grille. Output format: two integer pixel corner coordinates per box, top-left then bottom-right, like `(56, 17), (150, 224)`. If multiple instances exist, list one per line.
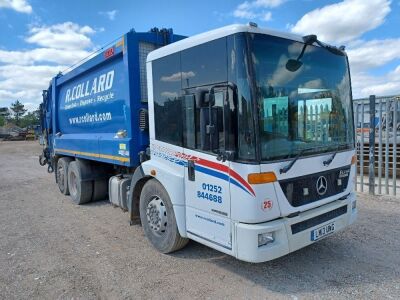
(279, 166), (351, 207)
(291, 205), (348, 234)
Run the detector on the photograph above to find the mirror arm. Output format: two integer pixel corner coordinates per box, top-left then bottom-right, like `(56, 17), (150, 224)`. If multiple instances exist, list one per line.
(216, 151), (226, 162)
(216, 150), (235, 162)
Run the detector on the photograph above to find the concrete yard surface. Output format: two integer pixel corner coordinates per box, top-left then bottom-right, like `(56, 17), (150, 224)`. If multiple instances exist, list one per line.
(0, 141), (399, 299)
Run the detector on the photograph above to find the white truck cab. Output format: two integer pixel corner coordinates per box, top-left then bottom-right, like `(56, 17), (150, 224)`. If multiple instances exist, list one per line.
(139, 24), (357, 263)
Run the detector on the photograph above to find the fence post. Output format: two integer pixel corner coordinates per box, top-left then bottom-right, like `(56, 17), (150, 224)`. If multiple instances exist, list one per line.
(378, 98), (383, 194)
(369, 95), (376, 195)
(361, 102), (365, 192)
(385, 100), (390, 194)
(392, 98), (397, 195)
(355, 102), (359, 191)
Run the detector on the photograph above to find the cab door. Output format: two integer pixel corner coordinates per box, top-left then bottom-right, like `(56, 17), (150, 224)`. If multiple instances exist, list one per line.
(182, 86), (236, 250)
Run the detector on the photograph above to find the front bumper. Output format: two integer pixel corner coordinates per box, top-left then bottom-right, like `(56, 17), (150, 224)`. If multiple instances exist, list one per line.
(234, 193), (357, 263)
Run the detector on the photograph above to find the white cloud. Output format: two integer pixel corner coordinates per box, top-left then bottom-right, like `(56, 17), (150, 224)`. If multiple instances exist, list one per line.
(0, 22), (96, 110)
(233, 0), (285, 21)
(234, 3), (257, 19)
(291, 0), (391, 44)
(0, 65), (66, 95)
(99, 10), (118, 21)
(261, 11), (272, 22)
(0, 0), (32, 14)
(363, 82), (400, 96)
(26, 22), (95, 50)
(347, 39), (400, 72)
(390, 65), (400, 80)
(288, 0), (399, 97)
(255, 0), (285, 7)
(345, 38), (400, 97)
(161, 71), (195, 82)
(0, 48), (92, 65)
(351, 69), (400, 98)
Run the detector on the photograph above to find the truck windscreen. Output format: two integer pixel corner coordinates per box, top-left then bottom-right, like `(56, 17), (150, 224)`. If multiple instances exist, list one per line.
(249, 33), (354, 161)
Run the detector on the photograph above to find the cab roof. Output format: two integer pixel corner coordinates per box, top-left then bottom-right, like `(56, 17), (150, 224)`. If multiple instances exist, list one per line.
(147, 24), (305, 62)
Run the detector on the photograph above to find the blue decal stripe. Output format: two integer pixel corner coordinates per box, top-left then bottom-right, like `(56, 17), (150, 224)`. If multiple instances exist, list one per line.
(195, 165), (229, 181)
(170, 158), (251, 195)
(230, 178), (251, 195)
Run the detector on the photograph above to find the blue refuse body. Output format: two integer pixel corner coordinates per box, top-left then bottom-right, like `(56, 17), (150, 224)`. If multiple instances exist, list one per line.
(40, 28), (185, 168)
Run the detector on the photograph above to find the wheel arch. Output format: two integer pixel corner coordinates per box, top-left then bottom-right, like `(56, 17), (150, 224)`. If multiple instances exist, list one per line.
(129, 164), (187, 238)
(128, 166), (153, 224)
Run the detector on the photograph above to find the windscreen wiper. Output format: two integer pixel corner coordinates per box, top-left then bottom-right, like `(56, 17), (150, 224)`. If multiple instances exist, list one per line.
(279, 149), (305, 174)
(323, 149), (337, 166)
(323, 144), (348, 166)
(286, 35), (345, 72)
(280, 144), (342, 174)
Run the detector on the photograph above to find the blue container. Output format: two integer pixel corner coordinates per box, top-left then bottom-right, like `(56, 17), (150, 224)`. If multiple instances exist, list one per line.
(43, 29), (185, 167)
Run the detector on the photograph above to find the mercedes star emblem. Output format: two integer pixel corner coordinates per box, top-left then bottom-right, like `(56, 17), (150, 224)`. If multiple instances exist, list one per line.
(316, 176), (328, 195)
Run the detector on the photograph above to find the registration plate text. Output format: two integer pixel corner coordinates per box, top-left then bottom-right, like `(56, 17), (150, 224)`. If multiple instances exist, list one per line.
(311, 222), (335, 241)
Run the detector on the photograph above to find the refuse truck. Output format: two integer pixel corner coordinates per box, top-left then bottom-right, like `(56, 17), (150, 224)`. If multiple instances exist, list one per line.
(39, 24), (357, 263)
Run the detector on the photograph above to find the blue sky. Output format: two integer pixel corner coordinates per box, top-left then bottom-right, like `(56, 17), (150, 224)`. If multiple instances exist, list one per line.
(0, 0), (399, 110)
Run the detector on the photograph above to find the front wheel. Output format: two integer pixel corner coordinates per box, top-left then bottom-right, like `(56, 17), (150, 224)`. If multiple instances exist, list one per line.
(139, 179), (188, 253)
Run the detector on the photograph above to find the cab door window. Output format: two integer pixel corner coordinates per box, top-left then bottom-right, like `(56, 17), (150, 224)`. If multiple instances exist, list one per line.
(152, 53), (182, 146)
(181, 38), (227, 88)
(182, 86), (236, 157)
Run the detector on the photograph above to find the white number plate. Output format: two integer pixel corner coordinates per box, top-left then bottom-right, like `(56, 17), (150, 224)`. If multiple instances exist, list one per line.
(311, 222), (335, 241)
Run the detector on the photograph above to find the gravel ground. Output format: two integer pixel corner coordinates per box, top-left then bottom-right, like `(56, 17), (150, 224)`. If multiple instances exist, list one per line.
(0, 141), (399, 300)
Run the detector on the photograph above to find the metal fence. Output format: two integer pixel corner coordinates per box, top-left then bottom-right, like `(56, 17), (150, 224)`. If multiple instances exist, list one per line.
(353, 95), (400, 196)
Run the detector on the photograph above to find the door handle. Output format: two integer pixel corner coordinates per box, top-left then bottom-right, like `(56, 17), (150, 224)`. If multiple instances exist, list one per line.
(188, 160), (195, 181)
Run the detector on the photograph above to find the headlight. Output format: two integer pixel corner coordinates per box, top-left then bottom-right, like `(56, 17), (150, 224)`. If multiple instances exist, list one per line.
(258, 232), (274, 247)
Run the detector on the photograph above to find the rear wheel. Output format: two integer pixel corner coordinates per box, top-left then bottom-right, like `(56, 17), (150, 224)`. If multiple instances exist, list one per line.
(139, 179), (188, 253)
(56, 157), (73, 195)
(67, 161), (93, 204)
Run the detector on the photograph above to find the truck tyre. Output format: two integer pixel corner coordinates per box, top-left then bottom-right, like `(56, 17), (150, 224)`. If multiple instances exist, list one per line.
(139, 179), (188, 253)
(67, 161), (93, 205)
(56, 157), (73, 195)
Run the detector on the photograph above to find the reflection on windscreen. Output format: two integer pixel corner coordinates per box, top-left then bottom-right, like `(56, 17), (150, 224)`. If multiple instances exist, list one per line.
(260, 91), (350, 160)
(251, 33), (354, 161)
(297, 97), (333, 142)
(263, 96), (288, 135)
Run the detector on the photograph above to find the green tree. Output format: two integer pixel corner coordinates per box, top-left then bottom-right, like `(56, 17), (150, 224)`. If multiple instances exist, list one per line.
(10, 100), (27, 126)
(0, 115), (5, 127)
(20, 111), (40, 128)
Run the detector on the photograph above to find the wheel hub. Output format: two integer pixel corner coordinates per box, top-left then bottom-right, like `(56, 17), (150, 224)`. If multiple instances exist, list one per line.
(146, 196), (167, 234)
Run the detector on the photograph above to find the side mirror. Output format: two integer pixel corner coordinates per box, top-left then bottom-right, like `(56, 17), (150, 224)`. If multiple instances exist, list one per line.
(286, 59), (303, 72)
